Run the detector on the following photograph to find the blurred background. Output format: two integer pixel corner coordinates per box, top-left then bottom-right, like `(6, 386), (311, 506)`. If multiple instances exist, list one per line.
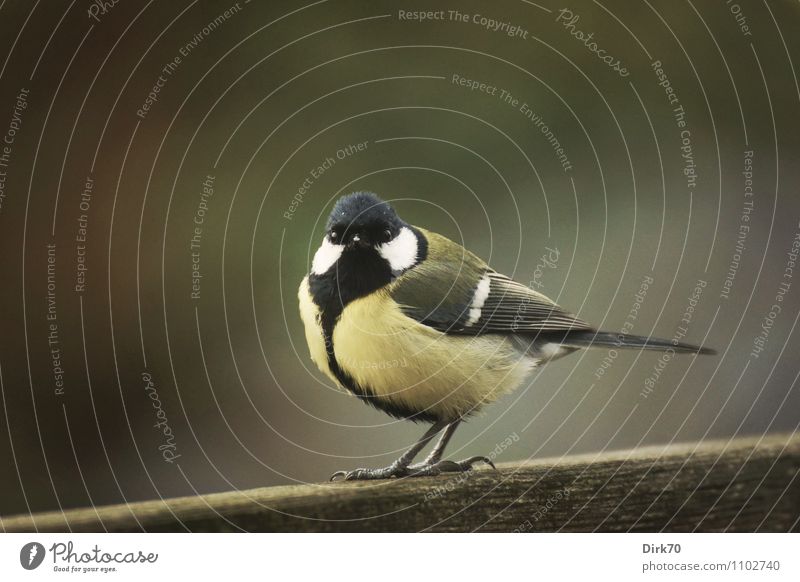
(0, 0), (799, 518)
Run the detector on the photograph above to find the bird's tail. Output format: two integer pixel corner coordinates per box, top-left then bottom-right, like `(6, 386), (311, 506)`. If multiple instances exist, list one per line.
(557, 330), (716, 355)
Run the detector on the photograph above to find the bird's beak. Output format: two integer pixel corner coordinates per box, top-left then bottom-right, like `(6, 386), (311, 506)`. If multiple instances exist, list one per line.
(347, 233), (371, 249)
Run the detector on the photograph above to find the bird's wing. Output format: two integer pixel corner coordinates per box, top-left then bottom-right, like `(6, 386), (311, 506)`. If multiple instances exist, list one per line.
(388, 228), (594, 335)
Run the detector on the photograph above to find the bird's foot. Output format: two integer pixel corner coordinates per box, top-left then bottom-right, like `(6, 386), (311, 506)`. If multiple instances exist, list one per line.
(408, 456), (496, 477)
(329, 463), (409, 481)
(330, 456), (496, 481)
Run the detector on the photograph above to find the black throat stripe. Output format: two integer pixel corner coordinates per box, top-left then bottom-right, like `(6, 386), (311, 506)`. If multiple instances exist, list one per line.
(306, 234), (435, 422)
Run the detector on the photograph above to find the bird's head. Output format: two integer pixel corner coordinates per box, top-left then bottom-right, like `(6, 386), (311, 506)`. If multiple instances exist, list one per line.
(310, 192), (425, 277)
(326, 191), (402, 251)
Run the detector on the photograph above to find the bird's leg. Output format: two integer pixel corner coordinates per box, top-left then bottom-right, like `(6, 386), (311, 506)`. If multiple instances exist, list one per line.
(330, 421), (447, 481)
(407, 419), (496, 477)
(410, 419), (460, 467)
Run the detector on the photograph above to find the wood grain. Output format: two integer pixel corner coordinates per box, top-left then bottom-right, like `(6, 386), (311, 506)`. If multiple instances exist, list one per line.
(2, 433), (798, 532)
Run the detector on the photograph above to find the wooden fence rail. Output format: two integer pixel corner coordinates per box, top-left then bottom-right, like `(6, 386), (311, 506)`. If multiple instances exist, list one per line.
(2, 433), (798, 532)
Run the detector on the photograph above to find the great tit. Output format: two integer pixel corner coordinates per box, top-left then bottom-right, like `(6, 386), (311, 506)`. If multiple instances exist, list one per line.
(299, 192), (715, 481)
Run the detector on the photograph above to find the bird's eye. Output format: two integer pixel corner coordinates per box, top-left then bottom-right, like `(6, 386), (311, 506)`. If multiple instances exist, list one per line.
(329, 231), (339, 241)
(382, 229), (392, 242)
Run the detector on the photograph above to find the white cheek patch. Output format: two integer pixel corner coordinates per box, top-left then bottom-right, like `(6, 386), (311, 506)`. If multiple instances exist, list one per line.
(466, 274), (491, 326)
(378, 226), (418, 272)
(311, 238), (344, 275)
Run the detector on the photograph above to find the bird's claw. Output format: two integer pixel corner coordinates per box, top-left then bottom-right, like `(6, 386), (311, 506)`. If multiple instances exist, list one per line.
(409, 455), (496, 476)
(329, 464), (408, 481)
(330, 455), (496, 481)
(329, 470), (348, 482)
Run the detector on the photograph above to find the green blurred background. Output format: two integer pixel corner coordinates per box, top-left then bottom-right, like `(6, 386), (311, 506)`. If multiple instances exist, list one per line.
(0, 0), (799, 517)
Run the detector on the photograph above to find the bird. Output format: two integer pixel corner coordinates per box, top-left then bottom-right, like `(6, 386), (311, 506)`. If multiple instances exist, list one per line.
(298, 192), (715, 481)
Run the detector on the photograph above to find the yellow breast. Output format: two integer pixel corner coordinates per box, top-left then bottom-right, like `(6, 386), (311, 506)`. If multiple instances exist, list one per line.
(330, 289), (535, 420)
(299, 277), (536, 420)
